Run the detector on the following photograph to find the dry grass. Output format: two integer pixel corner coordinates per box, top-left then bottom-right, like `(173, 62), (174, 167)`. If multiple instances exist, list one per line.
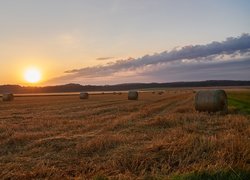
(0, 91), (249, 179)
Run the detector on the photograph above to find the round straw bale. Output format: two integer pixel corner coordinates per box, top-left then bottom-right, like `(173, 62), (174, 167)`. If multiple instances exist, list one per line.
(80, 92), (89, 99)
(128, 91), (138, 100)
(195, 90), (227, 113)
(158, 91), (164, 95)
(2, 93), (14, 101)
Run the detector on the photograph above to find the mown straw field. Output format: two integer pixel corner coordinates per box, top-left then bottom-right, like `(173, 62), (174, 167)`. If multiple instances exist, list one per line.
(0, 90), (249, 179)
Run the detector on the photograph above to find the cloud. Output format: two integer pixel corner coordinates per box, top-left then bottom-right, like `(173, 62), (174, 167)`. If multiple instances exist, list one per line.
(147, 58), (250, 82)
(96, 57), (114, 60)
(47, 34), (250, 85)
(58, 33), (79, 45)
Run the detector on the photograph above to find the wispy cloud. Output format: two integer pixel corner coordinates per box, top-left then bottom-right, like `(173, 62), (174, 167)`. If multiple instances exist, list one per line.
(47, 34), (250, 85)
(96, 57), (114, 60)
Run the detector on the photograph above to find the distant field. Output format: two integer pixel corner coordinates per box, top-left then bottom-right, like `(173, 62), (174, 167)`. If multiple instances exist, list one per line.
(0, 90), (249, 179)
(227, 90), (250, 114)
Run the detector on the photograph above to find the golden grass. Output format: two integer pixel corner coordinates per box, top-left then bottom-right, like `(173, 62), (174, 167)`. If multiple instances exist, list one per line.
(0, 91), (249, 179)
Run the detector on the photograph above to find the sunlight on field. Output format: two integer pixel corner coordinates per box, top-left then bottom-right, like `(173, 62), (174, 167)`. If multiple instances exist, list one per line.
(0, 90), (249, 179)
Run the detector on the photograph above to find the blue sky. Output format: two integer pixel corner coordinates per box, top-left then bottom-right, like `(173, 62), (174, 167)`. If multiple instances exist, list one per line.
(0, 0), (249, 85)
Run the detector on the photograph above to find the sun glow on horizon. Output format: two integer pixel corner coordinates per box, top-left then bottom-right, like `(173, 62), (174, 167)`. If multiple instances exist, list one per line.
(24, 68), (42, 84)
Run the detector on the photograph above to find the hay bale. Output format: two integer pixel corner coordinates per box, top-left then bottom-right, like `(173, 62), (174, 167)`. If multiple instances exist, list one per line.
(80, 92), (89, 99)
(128, 91), (138, 100)
(195, 90), (227, 113)
(158, 91), (164, 95)
(2, 93), (14, 101)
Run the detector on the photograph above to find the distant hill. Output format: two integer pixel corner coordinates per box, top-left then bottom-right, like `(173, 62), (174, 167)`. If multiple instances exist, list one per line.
(0, 80), (250, 94)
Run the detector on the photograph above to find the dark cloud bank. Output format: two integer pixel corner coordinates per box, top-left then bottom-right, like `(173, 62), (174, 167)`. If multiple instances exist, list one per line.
(49, 34), (250, 84)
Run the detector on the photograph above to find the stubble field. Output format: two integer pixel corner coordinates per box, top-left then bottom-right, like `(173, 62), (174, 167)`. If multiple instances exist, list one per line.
(0, 89), (249, 179)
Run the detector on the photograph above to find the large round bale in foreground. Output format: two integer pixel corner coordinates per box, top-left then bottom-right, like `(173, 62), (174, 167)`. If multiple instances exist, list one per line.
(2, 93), (14, 101)
(80, 92), (89, 99)
(195, 90), (227, 113)
(128, 91), (138, 100)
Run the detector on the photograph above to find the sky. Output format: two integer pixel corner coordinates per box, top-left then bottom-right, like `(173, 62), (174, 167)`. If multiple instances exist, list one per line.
(0, 0), (249, 85)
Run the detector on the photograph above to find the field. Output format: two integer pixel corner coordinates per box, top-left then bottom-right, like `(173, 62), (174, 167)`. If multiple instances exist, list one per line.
(228, 90), (250, 114)
(0, 89), (250, 179)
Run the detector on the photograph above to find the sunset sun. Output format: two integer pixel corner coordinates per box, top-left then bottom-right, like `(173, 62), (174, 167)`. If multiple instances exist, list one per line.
(24, 68), (41, 83)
